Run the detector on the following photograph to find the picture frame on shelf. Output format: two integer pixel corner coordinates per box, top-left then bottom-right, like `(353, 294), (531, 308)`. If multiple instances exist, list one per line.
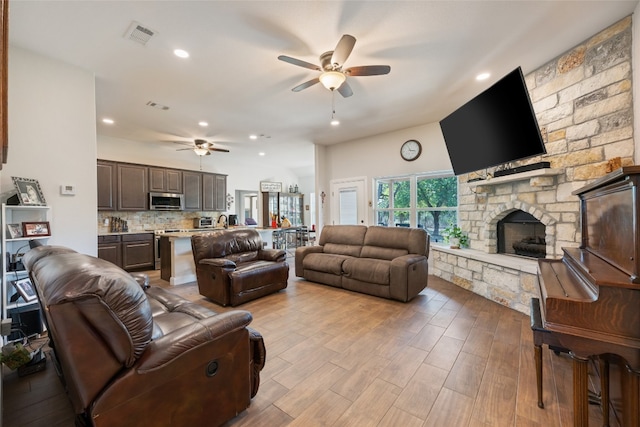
(22, 221), (50, 237)
(11, 177), (47, 206)
(12, 277), (37, 302)
(6, 223), (22, 239)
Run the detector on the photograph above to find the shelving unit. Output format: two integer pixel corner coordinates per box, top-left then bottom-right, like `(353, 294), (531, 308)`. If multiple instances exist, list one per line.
(1, 204), (51, 342)
(261, 192), (304, 227)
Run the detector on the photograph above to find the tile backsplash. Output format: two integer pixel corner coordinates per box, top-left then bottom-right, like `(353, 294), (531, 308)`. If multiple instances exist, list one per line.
(98, 211), (224, 234)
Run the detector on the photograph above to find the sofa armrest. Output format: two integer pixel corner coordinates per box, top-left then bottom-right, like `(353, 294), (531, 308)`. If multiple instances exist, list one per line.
(137, 310), (253, 371)
(200, 258), (237, 269)
(389, 254), (429, 302)
(294, 245), (325, 276)
(258, 248), (286, 262)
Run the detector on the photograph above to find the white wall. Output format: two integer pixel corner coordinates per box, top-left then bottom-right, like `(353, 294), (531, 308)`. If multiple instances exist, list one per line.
(2, 46), (97, 255)
(316, 122), (453, 226)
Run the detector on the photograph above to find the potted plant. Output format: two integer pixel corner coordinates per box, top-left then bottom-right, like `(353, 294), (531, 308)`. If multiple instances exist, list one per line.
(442, 224), (468, 249)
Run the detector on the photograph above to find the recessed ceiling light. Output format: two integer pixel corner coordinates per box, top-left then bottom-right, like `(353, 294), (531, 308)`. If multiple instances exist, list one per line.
(198, 121), (208, 127)
(249, 135), (258, 140)
(476, 72), (490, 81)
(174, 49), (189, 58)
(330, 118), (340, 126)
(258, 152), (266, 156)
(102, 118), (114, 124)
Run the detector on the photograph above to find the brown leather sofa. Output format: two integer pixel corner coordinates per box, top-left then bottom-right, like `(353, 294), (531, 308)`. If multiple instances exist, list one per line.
(295, 225), (430, 302)
(24, 245), (265, 427)
(191, 228), (289, 306)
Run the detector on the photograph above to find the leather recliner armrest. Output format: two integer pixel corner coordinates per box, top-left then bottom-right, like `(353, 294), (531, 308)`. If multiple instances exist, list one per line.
(137, 310), (253, 371)
(199, 258), (237, 269)
(258, 248), (286, 262)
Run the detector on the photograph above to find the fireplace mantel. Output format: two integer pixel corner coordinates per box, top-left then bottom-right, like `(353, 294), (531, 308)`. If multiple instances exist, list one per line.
(467, 168), (563, 187)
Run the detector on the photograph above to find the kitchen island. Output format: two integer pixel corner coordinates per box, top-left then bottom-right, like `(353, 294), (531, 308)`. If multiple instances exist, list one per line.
(160, 227), (278, 285)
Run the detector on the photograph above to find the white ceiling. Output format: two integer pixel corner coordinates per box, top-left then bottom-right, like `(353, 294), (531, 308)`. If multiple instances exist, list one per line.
(8, 1), (639, 173)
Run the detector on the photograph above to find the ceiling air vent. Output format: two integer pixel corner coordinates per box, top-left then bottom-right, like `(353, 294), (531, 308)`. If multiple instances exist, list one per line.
(146, 101), (169, 111)
(124, 21), (156, 46)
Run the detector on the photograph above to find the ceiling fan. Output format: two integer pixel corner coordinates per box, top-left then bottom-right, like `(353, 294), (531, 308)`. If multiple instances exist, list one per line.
(278, 34), (391, 98)
(175, 139), (230, 156)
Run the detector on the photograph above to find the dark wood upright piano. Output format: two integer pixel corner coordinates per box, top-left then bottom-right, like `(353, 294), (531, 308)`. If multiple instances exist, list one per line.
(535, 167), (640, 427)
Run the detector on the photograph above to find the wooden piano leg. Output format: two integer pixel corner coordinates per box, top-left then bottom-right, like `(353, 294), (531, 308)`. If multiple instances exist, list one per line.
(571, 353), (590, 427)
(623, 367), (640, 427)
(599, 357), (609, 427)
(534, 343), (544, 408)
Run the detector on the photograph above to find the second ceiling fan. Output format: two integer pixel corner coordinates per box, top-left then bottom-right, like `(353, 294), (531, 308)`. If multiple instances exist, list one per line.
(278, 34), (390, 98)
(175, 139), (230, 156)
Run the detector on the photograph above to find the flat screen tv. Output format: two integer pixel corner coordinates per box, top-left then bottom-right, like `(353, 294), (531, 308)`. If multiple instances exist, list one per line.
(439, 67), (546, 176)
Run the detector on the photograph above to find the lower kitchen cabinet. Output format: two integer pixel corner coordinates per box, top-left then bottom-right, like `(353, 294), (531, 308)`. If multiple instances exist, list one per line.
(98, 233), (154, 271)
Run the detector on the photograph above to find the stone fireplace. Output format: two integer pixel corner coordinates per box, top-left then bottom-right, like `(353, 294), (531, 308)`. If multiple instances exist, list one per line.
(430, 16), (634, 315)
(498, 210), (546, 258)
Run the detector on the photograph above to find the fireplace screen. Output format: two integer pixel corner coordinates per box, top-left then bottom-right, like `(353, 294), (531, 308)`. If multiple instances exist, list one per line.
(497, 210), (546, 258)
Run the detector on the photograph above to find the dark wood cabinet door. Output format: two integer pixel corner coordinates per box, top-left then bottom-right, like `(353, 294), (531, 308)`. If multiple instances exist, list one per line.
(166, 169), (183, 193)
(214, 174), (227, 211)
(202, 173), (215, 211)
(117, 164), (148, 211)
(183, 171), (202, 211)
(98, 242), (122, 267)
(149, 167), (183, 193)
(121, 233), (154, 270)
(97, 161), (117, 210)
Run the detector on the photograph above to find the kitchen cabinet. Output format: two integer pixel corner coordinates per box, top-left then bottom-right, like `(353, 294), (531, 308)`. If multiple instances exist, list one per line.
(149, 167), (183, 194)
(203, 173), (227, 211)
(97, 232), (154, 271)
(1, 204), (51, 343)
(262, 192), (304, 227)
(97, 235), (121, 266)
(183, 171), (203, 211)
(97, 160), (118, 210)
(117, 163), (148, 211)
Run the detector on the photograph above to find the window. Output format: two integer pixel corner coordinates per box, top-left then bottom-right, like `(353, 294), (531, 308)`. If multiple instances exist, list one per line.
(375, 172), (457, 241)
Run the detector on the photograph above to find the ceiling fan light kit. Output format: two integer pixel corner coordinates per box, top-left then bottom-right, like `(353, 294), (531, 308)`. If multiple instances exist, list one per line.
(319, 71), (346, 90)
(193, 147), (209, 156)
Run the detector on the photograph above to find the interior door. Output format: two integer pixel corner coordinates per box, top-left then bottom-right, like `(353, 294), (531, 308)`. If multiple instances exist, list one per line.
(330, 177), (366, 225)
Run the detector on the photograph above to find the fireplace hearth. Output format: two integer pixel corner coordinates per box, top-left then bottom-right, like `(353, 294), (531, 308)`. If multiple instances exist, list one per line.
(497, 210), (546, 259)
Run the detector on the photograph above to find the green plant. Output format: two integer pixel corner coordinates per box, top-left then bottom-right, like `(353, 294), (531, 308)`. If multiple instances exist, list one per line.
(442, 224), (468, 247)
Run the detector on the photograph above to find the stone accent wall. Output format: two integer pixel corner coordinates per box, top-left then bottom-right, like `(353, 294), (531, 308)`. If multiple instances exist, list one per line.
(432, 16), (634, 314)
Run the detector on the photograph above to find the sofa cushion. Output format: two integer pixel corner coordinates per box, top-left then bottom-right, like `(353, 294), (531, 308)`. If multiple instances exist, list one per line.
(364, 226), (429, 256)
(323, 243), (363, 257)
(360, 245), (408, 261)
(342, 258), (390, 285)
(303, 253), (351, 275)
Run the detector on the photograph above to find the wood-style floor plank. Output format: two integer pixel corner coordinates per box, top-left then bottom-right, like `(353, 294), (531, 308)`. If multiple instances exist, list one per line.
(2, 268), (615, 426)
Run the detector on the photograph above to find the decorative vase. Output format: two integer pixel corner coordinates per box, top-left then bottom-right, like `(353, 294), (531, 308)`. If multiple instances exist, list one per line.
(450, 237), (460, 249)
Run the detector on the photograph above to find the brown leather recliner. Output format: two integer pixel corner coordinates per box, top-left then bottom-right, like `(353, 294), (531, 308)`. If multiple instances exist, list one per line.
(191, 229), (289, 306)
(24, 245), (265, 427)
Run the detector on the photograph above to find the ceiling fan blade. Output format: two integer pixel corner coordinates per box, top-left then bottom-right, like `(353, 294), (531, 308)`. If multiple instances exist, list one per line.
(278, 55), (321, 71)
(345, 65), (391, 76)
(337, 81), (353, 98)
(331, 34), (356, 68)
(292, 77), (320, 92)
(176, 148), (192, 151)
(210, 148), (230, 153)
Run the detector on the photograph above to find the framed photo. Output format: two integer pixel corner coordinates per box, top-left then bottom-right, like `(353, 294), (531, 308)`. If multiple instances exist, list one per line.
(6, 223), (22, 239)
(12, 278), (37, 302)
(12, 177), (47, 206)
(22, 221), (50, 237)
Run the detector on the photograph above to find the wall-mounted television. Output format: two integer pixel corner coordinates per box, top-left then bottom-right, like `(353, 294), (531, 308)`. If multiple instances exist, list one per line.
(439, 67), (546, 176)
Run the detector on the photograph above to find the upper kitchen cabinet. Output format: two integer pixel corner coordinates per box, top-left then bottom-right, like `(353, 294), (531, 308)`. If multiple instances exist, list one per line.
(117, 163), (148, 211)
(97, 160), (118, 211)
(149, 167), (183, 194)
(203, 173), (227, 211)
(183, 171), (202, 211)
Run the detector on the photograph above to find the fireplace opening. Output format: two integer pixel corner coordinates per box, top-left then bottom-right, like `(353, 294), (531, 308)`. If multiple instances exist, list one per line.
(497, 210), (546, 258)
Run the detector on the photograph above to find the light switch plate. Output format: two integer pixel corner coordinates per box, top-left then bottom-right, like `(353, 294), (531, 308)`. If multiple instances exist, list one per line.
(60, 184), (76, 195)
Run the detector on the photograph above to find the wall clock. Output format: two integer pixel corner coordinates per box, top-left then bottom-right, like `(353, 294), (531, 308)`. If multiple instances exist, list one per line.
(400, 139), (422, 161)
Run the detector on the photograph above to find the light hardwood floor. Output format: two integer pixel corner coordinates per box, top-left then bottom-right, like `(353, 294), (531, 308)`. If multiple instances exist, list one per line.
(3, 265), (614, 426)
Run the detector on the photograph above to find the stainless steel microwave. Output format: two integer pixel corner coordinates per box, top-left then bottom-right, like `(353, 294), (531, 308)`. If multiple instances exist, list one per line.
(149, 192), (184, 210)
